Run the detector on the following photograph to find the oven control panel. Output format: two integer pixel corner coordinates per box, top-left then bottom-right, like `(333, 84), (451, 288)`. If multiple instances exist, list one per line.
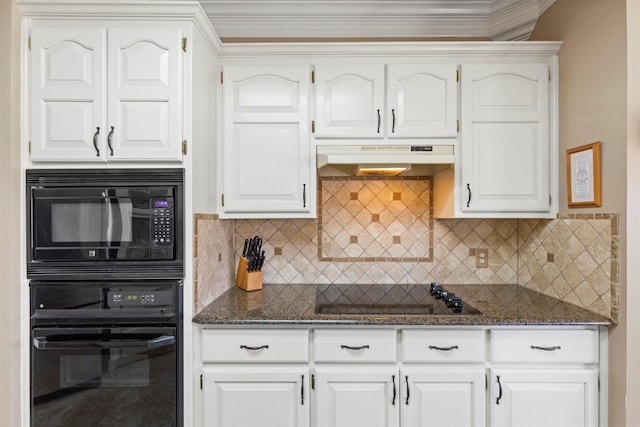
(151, 198), (173, 246)
(108, 289), (173, 307)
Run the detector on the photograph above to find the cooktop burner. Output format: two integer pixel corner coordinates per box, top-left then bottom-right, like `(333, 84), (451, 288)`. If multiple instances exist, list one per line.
(314, 283), (481, 315)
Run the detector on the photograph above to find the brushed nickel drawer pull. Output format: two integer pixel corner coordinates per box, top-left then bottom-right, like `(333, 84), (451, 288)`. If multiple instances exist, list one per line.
(531, 345), (561, 351)
(429, 345), (459, 351)
(340, 344), (370, 351)
(240, 344), (269, 351)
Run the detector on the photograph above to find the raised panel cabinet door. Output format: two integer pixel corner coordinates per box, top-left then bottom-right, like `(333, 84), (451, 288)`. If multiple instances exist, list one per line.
(489, 369), (598, 427)
(202, 368), (310, 427)
(461, 64), (550, 213)
(29, 23), (107, 161)
(401, 368), (486, 427)
(387, 64), (458, 138)
(314, 367), (400, 427)
(106, 23), (184, 161)
(222, 65), (311, 214)
(314, 64), (385, 138)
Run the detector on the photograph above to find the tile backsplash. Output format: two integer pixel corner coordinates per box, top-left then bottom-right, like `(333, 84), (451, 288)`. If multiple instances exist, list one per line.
(194, 177), (619, 322)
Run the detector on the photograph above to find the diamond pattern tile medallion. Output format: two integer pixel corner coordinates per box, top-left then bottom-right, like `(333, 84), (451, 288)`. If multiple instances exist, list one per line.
(318, 177), (433, 262)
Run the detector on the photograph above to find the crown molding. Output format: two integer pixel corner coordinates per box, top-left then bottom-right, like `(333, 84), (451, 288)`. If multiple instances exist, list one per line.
(17, 0), (557, 42)
(198, 0), (556, 41)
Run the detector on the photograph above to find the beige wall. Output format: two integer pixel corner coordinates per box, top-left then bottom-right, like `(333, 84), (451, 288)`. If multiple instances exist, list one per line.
(0, 0), (22, 425)
(626, 1), (640, 424)
(530, 1), (628, 425)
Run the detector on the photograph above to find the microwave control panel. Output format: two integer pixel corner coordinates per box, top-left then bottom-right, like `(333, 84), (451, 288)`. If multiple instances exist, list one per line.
(151, 199), (174, 245)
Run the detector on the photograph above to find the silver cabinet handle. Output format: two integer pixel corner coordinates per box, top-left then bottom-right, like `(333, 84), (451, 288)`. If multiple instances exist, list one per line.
(303, 184), (306, 208)
(531, 345), (561, 351)
(377, 109), (381, 133)
(340, 344), (370, 351)
(429, 345), (459, 351)
(92, 127), (101, 157)
(300, 375), (305, 405)
(107, 126), (114, 156)
(496, 375), (503, 405)
(240, 344), (269, 351)
(466, 183), (472, 207)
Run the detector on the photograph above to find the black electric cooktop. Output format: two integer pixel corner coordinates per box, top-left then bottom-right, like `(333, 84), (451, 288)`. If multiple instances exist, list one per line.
(314, 283), (481, 315)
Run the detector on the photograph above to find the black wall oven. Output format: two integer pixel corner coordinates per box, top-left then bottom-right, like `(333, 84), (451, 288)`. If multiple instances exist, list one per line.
(26, 168), (184, 280)
(30, 280), (183, 427)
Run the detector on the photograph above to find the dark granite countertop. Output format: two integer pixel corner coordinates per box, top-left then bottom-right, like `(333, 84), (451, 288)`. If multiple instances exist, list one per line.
(193, 283), (612, 326)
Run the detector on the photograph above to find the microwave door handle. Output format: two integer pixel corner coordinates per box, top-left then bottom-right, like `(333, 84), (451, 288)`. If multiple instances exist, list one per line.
(33, 335), (175, 350)
(107, 198), (132, 246)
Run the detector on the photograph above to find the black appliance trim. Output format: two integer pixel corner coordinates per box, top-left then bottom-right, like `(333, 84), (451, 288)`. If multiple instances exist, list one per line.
(26, 168), (184, 186)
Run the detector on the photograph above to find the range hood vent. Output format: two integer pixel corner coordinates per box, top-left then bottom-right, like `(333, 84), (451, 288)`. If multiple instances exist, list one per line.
(317, 145), (454, 177)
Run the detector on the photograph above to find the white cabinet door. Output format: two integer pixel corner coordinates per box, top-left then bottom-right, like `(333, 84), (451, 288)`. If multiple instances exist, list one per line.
(29, 24), (107, 161)
(106, 24), (183, 161)
(202, 367), (310, 427)
(314, 367), (400, 427)
(460, 64), (550, 213)
(221, 64), (312, 216)
(489, 369), (598, 427)
(402, 368), (485, 427)
(314, 64), (385, 138)
(387, 64), (458, 138)
(29, 21), (184, 162)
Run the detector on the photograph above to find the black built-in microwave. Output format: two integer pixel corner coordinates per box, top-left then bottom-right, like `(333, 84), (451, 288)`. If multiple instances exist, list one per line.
(26, 168), (184, 279)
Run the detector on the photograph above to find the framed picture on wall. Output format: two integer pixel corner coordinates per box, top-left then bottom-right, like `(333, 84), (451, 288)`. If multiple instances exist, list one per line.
(566, 141), (602, 207)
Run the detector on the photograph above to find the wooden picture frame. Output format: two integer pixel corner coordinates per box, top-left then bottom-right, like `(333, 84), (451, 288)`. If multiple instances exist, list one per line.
(566, 141), (602, 207)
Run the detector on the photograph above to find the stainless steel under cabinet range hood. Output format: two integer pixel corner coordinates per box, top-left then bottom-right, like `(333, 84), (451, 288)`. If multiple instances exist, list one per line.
(317, 145), (455, 177)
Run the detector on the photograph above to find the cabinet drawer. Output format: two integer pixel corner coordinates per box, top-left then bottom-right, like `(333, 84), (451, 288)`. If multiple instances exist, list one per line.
(314, 329), (396, 362)
(491, 329), (599, 364)
(201, 329), (309, 363)
(402, 329), (485, 363)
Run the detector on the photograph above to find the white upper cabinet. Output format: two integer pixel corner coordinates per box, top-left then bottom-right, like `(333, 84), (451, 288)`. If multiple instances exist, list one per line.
(220, 64), (313, 217)
(314, 64), (385, 138)
(29, 21), (184, 162)
(314, 63), (458, 140)
(387, 64), (458, 138)
(106, 25), (183, 161)
(460, 63), (551, 215)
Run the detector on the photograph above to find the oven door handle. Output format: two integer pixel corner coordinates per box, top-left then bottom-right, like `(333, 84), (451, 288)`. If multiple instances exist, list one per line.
(33, 334), (175, 350)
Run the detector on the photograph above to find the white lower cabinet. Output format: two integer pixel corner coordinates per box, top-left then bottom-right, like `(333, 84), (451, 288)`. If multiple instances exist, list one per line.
(197, 327), (603, 427)
(489, 369), (598, 427)
(402, 368), (486, 427)
(202, 367), (310, 427)
(314, 367), (400, 427)
(489, 329), (600, 427)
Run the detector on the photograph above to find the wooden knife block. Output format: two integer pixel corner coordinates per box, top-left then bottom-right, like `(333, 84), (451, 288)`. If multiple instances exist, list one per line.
(236, 256), (263, 292)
